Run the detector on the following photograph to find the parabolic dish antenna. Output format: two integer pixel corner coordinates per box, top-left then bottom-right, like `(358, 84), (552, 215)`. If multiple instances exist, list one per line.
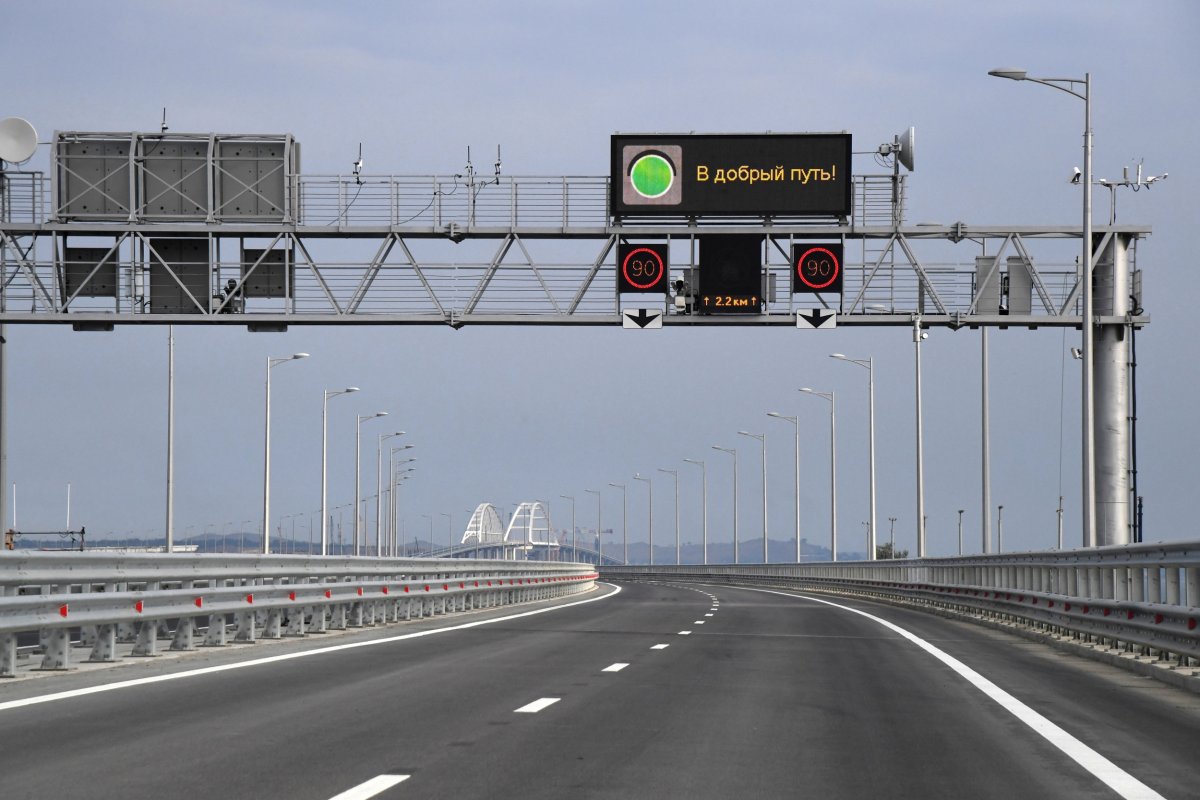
(0, 117), (38, 164)
(895, 126), (915, 171)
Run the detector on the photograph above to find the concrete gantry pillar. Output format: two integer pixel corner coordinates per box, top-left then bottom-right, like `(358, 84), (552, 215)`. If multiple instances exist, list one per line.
(1093, 233), (1131, 545)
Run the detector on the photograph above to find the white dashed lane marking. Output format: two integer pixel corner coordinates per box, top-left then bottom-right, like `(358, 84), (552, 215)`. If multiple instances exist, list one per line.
(602, 663), (629, 673)
(515, 697), (561, 713)
(651, 644), (669, 650)
(328, 774), (410, 800)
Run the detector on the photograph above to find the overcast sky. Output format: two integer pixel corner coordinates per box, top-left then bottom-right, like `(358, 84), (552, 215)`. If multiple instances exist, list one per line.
(1, 0), (1195, 558)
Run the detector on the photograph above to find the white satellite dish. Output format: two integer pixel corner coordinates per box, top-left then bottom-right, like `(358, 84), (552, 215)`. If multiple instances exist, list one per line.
(895, 126), (915, 172)
(0, 117), (38, 164)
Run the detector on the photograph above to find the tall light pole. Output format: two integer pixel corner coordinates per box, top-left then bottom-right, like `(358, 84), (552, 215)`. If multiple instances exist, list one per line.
(683, 459), (707, 565)
(912, 316), (927, 557)
(738, 431), (767, 563)
(354, 411), (388, 555)
(263, 352), (309, 554)
(658, 468), (680, 565)
(608, 482), (627, 564)
(998, 504), (1005, 553)
(585, 489), (601, 565)
(165, 325), (174, 553)
(888, 516), (897, 557)
(377, 431), (405, 554)
(420, 514), (432, 556)
(800, 388), (837, 561)
(982, 327), (991, 554)
(957, 509), (965, 556)
(391, 468), (414, 555)
(767, 413), (800, 563)
(634, 474), (653, 565)
(321, 386), (359, 555)
(831, 353), (875, 560)
(712, 446), (738, 564)
(559, 494), (576, 562)
(388, 448), (415, 555)
(989, 68), (1094, 548)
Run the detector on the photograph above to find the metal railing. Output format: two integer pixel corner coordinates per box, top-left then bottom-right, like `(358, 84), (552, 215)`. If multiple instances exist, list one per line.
(602, 541), (1200, 663)
(0, 552), (597, 676)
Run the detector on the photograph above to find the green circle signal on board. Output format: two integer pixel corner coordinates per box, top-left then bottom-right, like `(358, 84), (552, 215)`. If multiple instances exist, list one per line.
(629, 153), (675, 198)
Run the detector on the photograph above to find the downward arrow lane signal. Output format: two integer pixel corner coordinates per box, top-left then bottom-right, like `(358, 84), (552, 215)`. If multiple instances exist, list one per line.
(622, 308), (663, 329)
(796, 309), (837, 330)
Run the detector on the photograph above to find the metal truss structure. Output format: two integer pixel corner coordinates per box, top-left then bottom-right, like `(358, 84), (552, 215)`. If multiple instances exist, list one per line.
(0, 169), (1149, 330)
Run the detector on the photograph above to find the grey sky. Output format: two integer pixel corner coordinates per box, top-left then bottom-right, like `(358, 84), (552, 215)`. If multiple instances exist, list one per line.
(1, 0), (1196, 556)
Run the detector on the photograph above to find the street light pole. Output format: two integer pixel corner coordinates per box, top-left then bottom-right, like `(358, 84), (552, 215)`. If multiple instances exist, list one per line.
(683, 459), (707, 565)
(712, 446), (738, 564)
(913, 316), (927, 558)
(441, 512), (452, 557)
(263, 353), (308, 554)
(377, 432), (404, 555)
(800, 389), (837, 561)
(634, 474), (653, 565)
(165, 325), (174, 553)
(830, 354), (875, 559)
(957, 509), (965, 556)
(585, 489), (601, 566)
(608, 483), (627, 564)
(989, 68), (1094, 548)
(888, 516), (897, 557)
(659, 468), (679, 564)
(559, 495), (576, 562)
(321, 386), (359, 555)
(354, 411), (388, 556)
(738, 431), (767, 563)
(767, 414), (800, 562)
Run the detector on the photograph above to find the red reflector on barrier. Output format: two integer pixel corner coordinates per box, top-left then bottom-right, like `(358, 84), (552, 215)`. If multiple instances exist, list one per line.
(1102, 608), (1111, 616)
(194, 597), (203, 608)
(474, 581), (479, 587)
(442, 584), (449, 591)
(382, 587), (389, 595)
(1127, 610), (1135, 620)
(59, 604), (68, 618)
(1064, 603), (1072, 611)
(288, 591), (296, 601)
(357, 587), (364, 597)
(1155, 614), (1164, 624)
(1047, 600), (1054, 608)
(134, 600), (143, 613)
(325, 590), (332, 599)
(424, 585), (430, 592)
(459, 582), (465, 589)
(246, 594), (255, 604)
(1189, 619), (1197, 631)
(1082, 605), (1090, 613)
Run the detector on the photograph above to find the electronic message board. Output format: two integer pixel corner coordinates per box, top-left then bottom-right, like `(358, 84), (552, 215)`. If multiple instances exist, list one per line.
(616, 243), (669, 293)
(611, 133), (851, 218)
(697, 235), (763, 313)
(792, 243), (844, 294)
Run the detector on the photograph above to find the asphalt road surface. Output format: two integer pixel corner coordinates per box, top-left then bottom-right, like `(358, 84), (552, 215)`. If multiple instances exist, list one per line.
(1, 580), (1197, 799)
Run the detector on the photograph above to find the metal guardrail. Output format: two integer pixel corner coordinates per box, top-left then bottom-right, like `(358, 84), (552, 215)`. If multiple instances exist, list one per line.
(602, 541), (1200, 663)
(0, 552), (597, 677)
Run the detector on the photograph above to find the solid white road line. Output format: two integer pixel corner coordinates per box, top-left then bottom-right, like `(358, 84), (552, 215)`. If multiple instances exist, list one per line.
(651, 644), (669, 650)
(515, 697), (561, 713)
(738, 586), (1166, 800)
(328, 774), (410, 800)
(0, 584), (623, 713)
(602, 663), (629, 672)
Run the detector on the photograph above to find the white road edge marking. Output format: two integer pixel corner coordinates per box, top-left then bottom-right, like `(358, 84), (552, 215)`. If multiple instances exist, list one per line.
(602, 663), (629, 672)
(515, 697), (560, 713)
(738, 586), (1166, 800)
(0, 584), (623, 713)
(328, 774), (410, 800)
(651, 644), (669, 650)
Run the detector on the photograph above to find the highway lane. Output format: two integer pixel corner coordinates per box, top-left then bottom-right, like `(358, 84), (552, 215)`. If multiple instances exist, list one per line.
(0, 580), (1196, 798)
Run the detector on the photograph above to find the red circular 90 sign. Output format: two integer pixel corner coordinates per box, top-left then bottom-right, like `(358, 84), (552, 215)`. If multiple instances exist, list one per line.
(622, 247), (666, 290)
(795, 246), (841, 290)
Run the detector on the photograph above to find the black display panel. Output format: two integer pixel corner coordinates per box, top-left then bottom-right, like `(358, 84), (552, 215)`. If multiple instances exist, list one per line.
(698, 235), (763, 314)
(616, 243), (669, 293)
(792, 243), (844, 294)
(611, 133), (852, 218)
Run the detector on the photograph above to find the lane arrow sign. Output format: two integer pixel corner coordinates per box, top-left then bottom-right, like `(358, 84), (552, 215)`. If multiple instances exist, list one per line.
(796, 309), (837, 329)
(622, 308), (663, 329)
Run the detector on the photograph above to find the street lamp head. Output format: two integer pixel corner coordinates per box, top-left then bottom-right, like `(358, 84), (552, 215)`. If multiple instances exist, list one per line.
(988, 68), (1027, 81)
(375, 411), (388, 417)
(292, 353), (309, 360)
(345, 387), (360, 393)
(830, 353), (846, 360)
(799, 387), (813, 394)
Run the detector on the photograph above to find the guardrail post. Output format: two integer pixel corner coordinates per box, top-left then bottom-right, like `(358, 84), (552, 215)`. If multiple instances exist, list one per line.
(262, 608), (283, 639)
(203, 613), (227, 646)
(311, 605), (328, 633)
(87, 624), (118, 661)
(330, 603), (347, 630)
(171, 618), (196, 651)
(131, 618), (160, 657)
(1166, 568), (1181, 606)
(1, 633), (17, 677)
(1114, 567), (1129, 602)
(38, 629), (70, 670)
(234, 609), (257, 642)
(1187, 568), (1199, 608)
(285, 607), (307, 636)
(1147, 568), (1162, 604)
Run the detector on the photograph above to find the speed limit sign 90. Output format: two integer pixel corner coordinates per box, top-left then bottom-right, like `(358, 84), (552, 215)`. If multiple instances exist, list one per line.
(792, 243), (843, 294)
(617, 243), (669, 293)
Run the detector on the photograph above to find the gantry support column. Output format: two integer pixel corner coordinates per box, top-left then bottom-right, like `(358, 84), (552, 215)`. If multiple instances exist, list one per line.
(1093, 233), (1131, 545)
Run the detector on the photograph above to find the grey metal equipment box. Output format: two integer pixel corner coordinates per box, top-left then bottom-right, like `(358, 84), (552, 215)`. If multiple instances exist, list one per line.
(147, 238), (211, 314)
(53, 132), (299, 223)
